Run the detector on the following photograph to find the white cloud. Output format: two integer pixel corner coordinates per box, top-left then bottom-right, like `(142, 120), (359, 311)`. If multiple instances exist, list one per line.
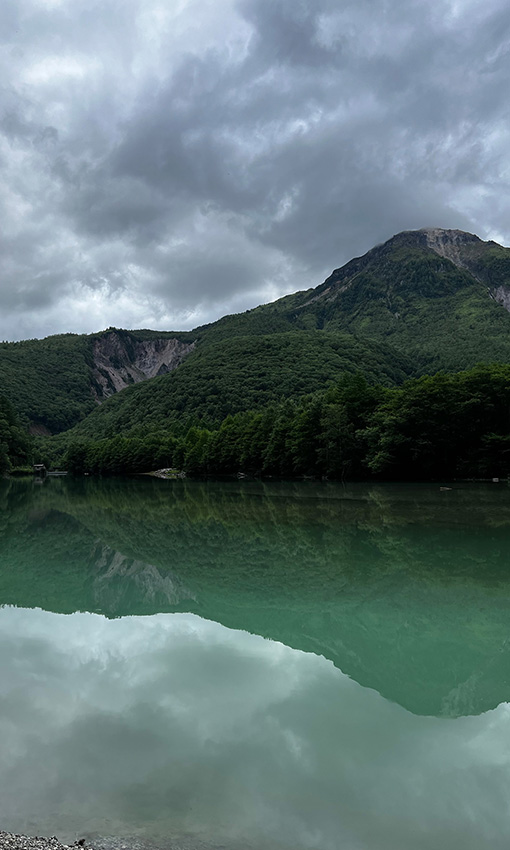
(22, 55), (101, 85)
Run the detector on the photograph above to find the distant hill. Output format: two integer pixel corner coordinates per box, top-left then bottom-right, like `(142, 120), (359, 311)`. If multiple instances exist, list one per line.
(3, 227), (510, 438)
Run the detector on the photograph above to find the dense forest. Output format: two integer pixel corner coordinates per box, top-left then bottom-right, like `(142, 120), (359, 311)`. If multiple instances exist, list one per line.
(0, 333), (100, 433)
(64, 331), (411, 440)
(0, 397), (33, 474)
(60, 365), (510, 481)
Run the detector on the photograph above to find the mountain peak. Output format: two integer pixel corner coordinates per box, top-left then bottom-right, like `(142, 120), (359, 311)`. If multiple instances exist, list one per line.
(417, 227), (479, 239)
(304, 223), (510, 345)
(392, 226), (479, 240)
(384, 227), (484, 272)
(389, 226), (480, 249)
(417, 227), (481, 259)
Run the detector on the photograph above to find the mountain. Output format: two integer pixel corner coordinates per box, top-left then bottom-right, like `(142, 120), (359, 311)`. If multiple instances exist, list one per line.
(211, 227), (510, 374)
(3, 227), (510, 439)
(300, 228), (510, 372)
(61, 227), (510, 440)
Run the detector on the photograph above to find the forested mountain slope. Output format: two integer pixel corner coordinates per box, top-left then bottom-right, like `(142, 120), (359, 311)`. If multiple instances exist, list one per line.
(201, 228), (510, 374)
(60, 365), (510, 481)
(61, 228), (510, 440)
(68, 332), (410, 440)
(4, 228), (510, 441)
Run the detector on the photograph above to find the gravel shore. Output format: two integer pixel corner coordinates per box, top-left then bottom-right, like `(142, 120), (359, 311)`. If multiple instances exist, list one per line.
(0, 835), (89, 850)
(0, 834), (242, 850)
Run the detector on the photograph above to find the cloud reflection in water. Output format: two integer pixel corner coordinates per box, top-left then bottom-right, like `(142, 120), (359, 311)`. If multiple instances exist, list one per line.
(1, 606), (510, 850)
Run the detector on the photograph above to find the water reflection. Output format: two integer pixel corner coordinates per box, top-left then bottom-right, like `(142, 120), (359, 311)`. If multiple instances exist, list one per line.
(1, 477), (510, 717)
(1, 606), (510, 850)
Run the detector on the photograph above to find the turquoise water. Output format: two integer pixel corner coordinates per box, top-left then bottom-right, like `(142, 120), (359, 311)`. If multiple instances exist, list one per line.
(1, 477), (510, 848)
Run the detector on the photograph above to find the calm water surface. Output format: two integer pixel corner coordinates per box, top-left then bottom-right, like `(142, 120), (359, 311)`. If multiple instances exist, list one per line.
(1, 477), (510, 849)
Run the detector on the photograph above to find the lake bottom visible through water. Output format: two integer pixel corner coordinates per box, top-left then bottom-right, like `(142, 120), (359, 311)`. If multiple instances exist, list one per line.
(1, 477), (510, 850)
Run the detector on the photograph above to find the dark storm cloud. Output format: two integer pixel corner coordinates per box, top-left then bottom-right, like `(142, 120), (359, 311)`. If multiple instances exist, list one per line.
(0, 0), (509, 339)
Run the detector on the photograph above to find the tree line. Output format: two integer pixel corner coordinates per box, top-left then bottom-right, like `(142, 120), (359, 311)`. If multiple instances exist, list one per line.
(63, 365), (510, 480)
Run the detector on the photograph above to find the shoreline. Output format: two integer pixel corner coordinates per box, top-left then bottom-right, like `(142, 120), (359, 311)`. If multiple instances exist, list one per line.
(0, 835), (89, 850)
(0, 833), (238, 850)
(0, 835), (169, 850)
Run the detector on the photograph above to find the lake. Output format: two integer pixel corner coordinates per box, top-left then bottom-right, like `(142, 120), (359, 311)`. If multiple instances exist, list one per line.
(1, 476), (510, 849)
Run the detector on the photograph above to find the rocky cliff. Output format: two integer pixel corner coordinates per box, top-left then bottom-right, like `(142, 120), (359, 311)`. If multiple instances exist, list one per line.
(92, 331), (195, 400)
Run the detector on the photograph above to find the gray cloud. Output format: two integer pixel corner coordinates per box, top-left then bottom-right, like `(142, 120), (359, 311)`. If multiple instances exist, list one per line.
(0, 0), (509, 339)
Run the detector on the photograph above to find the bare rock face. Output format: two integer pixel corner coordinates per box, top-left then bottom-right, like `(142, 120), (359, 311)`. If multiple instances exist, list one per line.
(421, 227), (481, 269)
(420, 228), (510, 312)
(92, 332), (195, 401)
(491, 285), (510, 312)
(92, 543), (196, 615)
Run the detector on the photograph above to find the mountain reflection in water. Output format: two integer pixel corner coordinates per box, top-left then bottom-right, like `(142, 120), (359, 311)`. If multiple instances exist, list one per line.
(2, 476), (510, 718)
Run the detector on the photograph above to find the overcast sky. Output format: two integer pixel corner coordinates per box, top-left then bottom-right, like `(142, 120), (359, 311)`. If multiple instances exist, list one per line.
(1, 0), (510, 340)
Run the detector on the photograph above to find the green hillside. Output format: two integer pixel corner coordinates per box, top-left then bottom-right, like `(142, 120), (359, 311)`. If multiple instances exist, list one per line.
(5, 228), (510, 450)
(249, 229), (510, 374)
(52, 228), (510, 442)
(0, 328), (193, 433)
(0, 333), (97, 433)
(66, 331), (410, 440)
(58, 365), (510, 481)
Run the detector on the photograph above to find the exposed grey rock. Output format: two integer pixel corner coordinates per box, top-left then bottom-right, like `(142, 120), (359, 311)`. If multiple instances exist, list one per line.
(491, 284), (510, 313)
(92, 332), (195, 401)
(91, 543), (196, 613)
(421, 227), (481, 270)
